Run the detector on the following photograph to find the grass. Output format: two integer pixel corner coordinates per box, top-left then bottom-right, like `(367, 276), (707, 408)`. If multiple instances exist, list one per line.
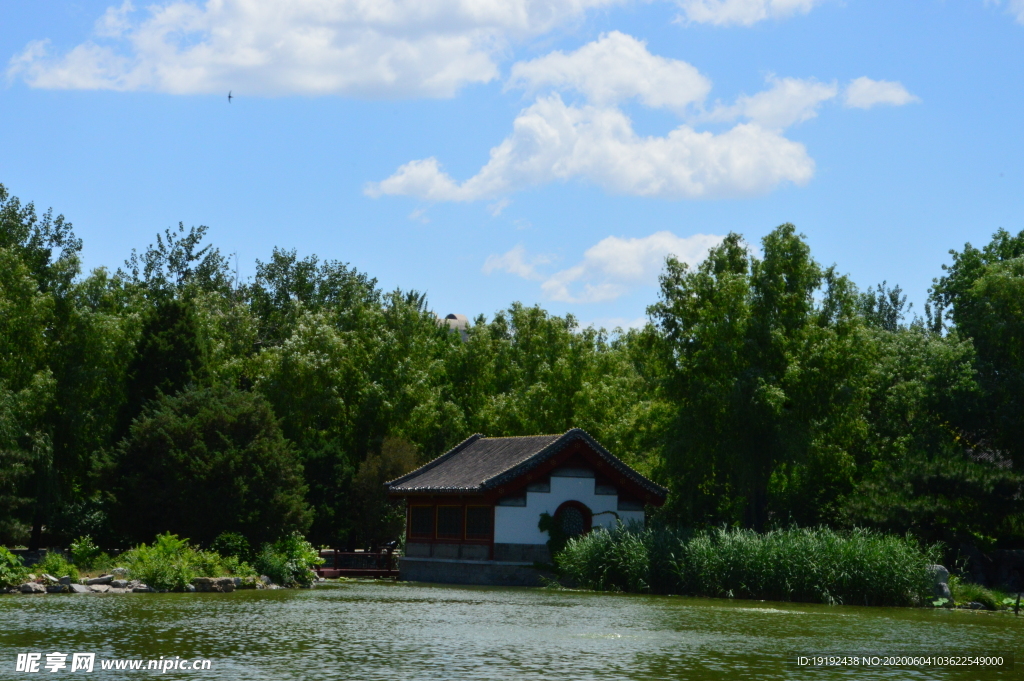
(948, 574), (1008, 610)
(556, 525), (940, 607)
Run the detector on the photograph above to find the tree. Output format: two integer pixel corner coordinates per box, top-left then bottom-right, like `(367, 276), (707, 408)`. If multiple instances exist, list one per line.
(0, 185), (80, 547)
(930, 228), (1024, 469)
(107, 385), (311, 547)
(115, 297), (209, 442)
(649, 226), (872, 528)
(349, 437), (419, 549)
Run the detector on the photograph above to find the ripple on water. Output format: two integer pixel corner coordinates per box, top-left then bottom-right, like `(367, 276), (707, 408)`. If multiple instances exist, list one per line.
(1, 583), (1020, 681)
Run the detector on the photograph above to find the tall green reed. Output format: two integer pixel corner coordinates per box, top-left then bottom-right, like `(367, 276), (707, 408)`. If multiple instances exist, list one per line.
(556, 525), (938, 606)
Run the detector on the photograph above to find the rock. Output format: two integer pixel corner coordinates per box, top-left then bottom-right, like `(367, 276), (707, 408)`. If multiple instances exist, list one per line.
(110, 580), (129, 589)
(964, 601), (986, 610)
(59, 576), (72, 586)
(131, 584), (152, 593)
(926, 565), (951, 600)
(108, 588), (127, 594)
(41, 573), (59, 584)
(88, 585), (110, 593)
(184, 584), (196, 592)
(111, 567), (127, 576)
(191, 577), (236, 593)
(87, 575), (113, 586)
(260, 575), (271, 585)
(69, 584), (90, 594)
(20, 582), (46, 594)
(127, 580), (141, 590)
(46, 585), (68, 594)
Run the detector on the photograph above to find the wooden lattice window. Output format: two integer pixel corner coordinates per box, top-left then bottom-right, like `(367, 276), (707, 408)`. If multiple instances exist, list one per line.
(409, 505), (434, 539)
(437, 506), (464, 539)
(465, 506), (493, 539)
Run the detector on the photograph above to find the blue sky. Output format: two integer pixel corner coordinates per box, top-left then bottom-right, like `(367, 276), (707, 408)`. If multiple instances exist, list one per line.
(2, 0), (1022, 328)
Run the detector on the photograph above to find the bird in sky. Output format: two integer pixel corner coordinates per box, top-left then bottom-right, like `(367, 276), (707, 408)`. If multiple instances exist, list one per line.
(227, 91), (233, 103)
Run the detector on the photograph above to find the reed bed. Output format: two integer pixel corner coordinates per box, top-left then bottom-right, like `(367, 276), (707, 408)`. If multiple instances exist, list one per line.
(556, 525), (939, 606)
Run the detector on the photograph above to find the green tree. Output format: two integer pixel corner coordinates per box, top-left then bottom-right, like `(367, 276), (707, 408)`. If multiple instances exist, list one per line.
(0, 185), (81, 547)
(115, 297), (209, 442)
(107, 385), (311, 546)
(930, 228), (1024, 468)
(349, 437), (419, 549)
(649, 226), (872, 528)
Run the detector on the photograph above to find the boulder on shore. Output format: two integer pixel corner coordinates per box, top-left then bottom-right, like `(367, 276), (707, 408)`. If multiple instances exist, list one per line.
(69, 584), (90, 594)
(110, 579), (129, 589)
(927, 565), (952, 601)
(20, 582), (46, 594)
(88, 585), (110, 593)
(192, 577), (235, 593)
(87, 575), (113, 586)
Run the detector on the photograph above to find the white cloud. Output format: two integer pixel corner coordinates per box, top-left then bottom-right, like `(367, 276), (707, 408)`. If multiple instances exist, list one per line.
(676, 0), (826, 26)
(542, 231), (724, 302)
(705, 75), (837, 129)
(7, 0), (624, 96)
(843, 77), (920, 109)
(988, 0), (1024, 24)
(482, 245), (552, 280)
(366, 94), (815, 200)
(487, 198), (512, 216)
(506, 31), (711, 114)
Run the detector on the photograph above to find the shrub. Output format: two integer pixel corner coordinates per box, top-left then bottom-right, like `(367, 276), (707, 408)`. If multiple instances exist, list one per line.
(70, 536), (105, 571)
(35, 551), (79, 581)
(119, 533), (230, 591)
(253, 532), (323, 587)
(0, 547), (27, 588)
(556, 525), (939, 606)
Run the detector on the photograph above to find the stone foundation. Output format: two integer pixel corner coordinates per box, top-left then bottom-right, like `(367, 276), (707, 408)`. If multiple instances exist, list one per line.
(399, 557), (549, 587)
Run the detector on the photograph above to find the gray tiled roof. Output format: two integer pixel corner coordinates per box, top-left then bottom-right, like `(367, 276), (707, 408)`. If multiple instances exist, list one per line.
(385, 428), (668, 500)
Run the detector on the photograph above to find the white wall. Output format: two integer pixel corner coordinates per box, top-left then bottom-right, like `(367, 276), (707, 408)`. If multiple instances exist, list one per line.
(494, 475), (645, 545)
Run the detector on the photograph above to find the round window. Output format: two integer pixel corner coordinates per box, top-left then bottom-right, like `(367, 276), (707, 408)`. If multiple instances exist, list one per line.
(555, 501), (592, 537)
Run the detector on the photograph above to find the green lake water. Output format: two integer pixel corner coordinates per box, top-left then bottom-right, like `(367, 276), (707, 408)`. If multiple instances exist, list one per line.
(1, 582), (1021, 680)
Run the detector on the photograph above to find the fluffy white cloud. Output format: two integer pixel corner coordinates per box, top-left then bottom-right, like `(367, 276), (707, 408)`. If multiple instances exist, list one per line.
(705, 75), (837, 129)
(484, 232), (722, 302)
(843, 77), (920, 109)
(676, 0), (826, 26)
(482, 245), (552, 280)
(366, 94), (815, 200)
(7, 0), (624, 96)
(543, 232), (723, 302)
(506, 31), (711, 113)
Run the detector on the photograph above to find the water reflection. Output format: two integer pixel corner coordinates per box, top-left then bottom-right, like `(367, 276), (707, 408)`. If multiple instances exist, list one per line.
(1, 582), (1020, 680)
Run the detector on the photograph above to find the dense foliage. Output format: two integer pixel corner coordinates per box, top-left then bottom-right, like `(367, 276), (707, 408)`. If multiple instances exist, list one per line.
(119, 533), (251, 592)
(556, 525), (938, 606)
(106, 385), (310, 547)
(0, 184), (1021, 563)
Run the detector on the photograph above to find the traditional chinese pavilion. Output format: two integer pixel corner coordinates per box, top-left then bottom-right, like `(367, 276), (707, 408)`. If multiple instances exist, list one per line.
(385, 428), (668, 586)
